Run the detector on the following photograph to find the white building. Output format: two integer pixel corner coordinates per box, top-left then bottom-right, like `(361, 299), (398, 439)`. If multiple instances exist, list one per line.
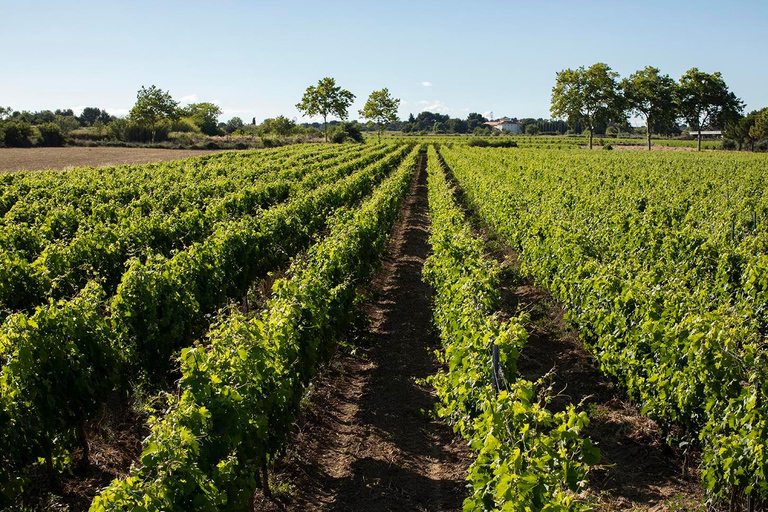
(483, 117), (522, 134)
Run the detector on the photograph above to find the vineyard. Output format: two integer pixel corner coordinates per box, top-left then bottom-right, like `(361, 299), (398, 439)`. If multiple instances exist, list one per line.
(0, 142), (767, 510)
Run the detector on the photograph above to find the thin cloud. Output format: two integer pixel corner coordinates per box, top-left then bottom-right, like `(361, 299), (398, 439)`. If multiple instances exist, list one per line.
(421, 81), (432, 87)
(179, 94), (198, 104)
(104, 107), (130, 117)
(422, 100), (450, 113)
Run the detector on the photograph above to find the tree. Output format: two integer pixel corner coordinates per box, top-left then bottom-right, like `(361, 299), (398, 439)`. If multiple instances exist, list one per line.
(182, 102), (222, 136)
(296, 77), (355, 142)
(224, 117), (244, 134)
(620, 66), (677, 150)
(0, 106), (13, 121)
(271, 115), (296, 138)
(551, 63), (621, 149)
(466, 112), (488, 132)
(359, 88), (400, 142)
(677, 68), (744, 151)
(725, 109), (764, 151)
(750, 110), (768, 148)
(525, 124), (540, 135)
(129, 85), (179, 143)
(78, 107), (103, 127)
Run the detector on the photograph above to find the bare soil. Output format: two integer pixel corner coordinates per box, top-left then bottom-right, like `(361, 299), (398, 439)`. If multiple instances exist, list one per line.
(0, 147), (228, 173)
(254, 153), (472, 511)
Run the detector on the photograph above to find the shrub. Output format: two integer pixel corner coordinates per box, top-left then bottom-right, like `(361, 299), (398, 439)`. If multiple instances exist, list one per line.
(36, 122), (66, 147)
(125, 121), (170, 143)
(2, 122), (33, 147)
(525, 124), (540, 135)
(468, 138), (517, 148)
(467, 138), (489, 147)
(170, 117), (201, 133)
(602, 143), (614, 150)
(722, 139), (738, 151)
(329, 122), (365, 144)
(0, 125), (5, 147)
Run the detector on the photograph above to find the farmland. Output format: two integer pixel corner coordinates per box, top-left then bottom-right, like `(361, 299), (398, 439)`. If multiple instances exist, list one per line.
(0, 141), (767, 511)
(0, 147), (230, 173)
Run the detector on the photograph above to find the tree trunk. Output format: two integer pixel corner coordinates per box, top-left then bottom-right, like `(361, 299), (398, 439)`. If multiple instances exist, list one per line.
(323, 115), (328, 142)
(261, 462), (271, 498)
(697, 127), (702, 152)
(647, 118), (652, 151)
(78, 421), (90, 464)
(377, 124), (382, 144)
(588, 128), (593, 149)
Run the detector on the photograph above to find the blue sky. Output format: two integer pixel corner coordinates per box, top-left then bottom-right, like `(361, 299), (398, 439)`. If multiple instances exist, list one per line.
(2, 0), (766, 124)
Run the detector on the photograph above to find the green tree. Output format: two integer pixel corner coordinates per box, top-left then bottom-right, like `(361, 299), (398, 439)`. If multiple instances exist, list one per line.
(551, 63), (621, 149)
(725, 109), (765, 151)
(78, 107), (103, 127)
(182, 102), (222, 136)
(224, 116), (244, 134)
(359, 88), (400, 142)
(621, 66), (678, 150)
(296, 77), (355, 142)
(466, 112), (488, 132)
(749, 109), (768, 148)
(677, 68), (744, 151)
(525, 124), (540, 135)
(271, 115), (296, 138)
(129, 85), (180, 143)
(0, 106), (12, 121)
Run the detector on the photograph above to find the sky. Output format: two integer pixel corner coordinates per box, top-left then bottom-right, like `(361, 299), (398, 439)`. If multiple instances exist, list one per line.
(2, 0), (767, 125)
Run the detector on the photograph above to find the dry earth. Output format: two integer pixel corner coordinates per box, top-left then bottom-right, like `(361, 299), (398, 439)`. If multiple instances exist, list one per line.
(0, 147), (228, 172)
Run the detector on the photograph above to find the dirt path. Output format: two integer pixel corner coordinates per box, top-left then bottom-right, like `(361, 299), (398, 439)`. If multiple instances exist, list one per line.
(255, 154), (471, 511)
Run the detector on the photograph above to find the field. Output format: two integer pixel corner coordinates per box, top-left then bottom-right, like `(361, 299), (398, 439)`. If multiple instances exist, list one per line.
(0, 147), (229, 173)
(0, 142), (766, 511)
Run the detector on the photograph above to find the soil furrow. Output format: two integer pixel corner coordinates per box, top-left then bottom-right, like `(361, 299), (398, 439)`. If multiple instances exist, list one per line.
(255, 151), (471, 511)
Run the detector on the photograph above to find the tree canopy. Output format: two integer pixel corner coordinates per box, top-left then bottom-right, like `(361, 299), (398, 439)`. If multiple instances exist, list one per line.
(677, 68), (744, 151)
(621, 66), (678, 150)
(551, 62), (620, 149)
(296, 77), (355, 141)
(359, 88), (400, 142)
(182, 102), (222, 136)
(129, 85), (179, 143)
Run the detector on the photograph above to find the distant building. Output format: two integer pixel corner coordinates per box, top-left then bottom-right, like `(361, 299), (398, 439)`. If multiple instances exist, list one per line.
(693, 130), (723, 138)
(483, 117), (522, 134)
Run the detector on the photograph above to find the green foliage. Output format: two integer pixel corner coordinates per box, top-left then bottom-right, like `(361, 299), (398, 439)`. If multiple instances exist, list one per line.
(36, 122), (66, 146)
(621, 66), (678, 150)
(2, 122), (33, 147)
(170, 116), (202, 133)
(296, 77), (355, 141)
(525, 124), (540, 135)
(439, 144), (768, 505)
(0, 144), (410, 501)
(424, 145), (596, 511)
(550, 63), (621, 148)
(359, 88), (400, 142)
(677, 68), (744, 151)
(224, 116), (244, 134)
(129, 85), (180, 143)
(182, 102), (222, 136)
(91, 146), (419, 511)
(329, 121), (364, 144)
